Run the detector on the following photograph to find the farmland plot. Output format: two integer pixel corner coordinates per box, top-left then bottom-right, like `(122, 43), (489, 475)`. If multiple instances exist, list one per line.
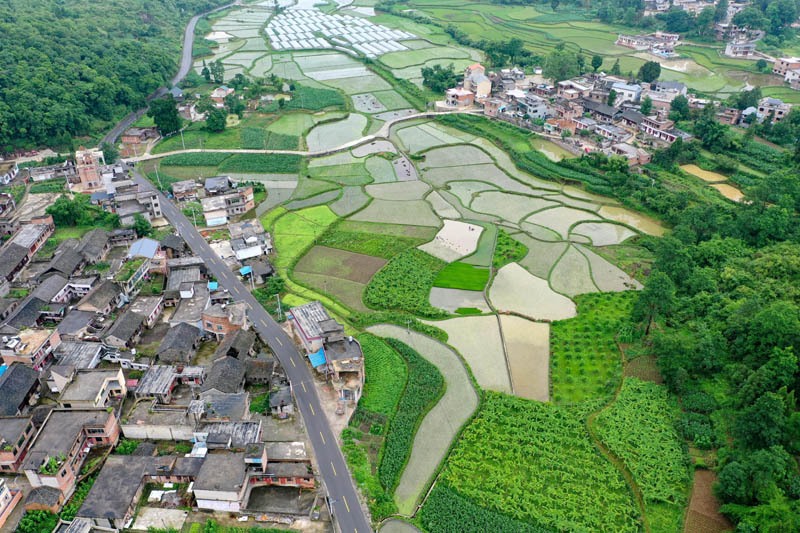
(293, 271), (370, 312)
(422, 165), (534, 194)
(426, 191), (460, 220)
(396, 125), (448, 153)
(461, 223), (496, 267)
(570, 221), (637, 246)
(373, 90), (411, 110)
(294, 246), (387, 283)
(500, 316), (549, 402)
(515, 235), (568, 279)
(421, 145), (492, 168)
(392, 156), (418, 181)
(472, 191), (558, 223)
(351, 93), (387, 113)
(524, 206), (598, 239)
(267, 113), (315, 136)
(284, 189), (341, 210)
(330, 186), (370, 216)
(446, 180), (498, 207)
(598, 206), (666, 236)
(549, 244), (598, 297)
(323, 74), (393, 94)
(306, 114), (368, 151)
(429, 287), (490, 314)
(379, 46), (472, 69)
(519, 221), (562, 242)
(418, 220), (483, 262)
(309, 151), (359, 168)
(490, 263), (576, 320)
(352, 140), (397, 157)
(365, 324), (478, 515)
(365, 157), (397, 183)
(576, 244), (642, 292)
(429, 315), (511, 393)
(366, 181), (430, 201)
(437, 190), (500, 223)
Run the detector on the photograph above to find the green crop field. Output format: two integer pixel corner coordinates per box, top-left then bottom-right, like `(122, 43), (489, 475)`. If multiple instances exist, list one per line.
(358, 334), (408, 416)
(433, 262), (490, 291)
(550, 292), (634, 404)
(219, 153), (302, 173)
(435, 392), (640, 532)
(317, 226), (430, 259)
(492, 230), (528, 268)
(364, 249), (448, 318)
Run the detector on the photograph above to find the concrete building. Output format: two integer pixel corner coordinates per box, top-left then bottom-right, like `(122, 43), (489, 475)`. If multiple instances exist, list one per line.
(0, 416), (36, 472)
(134, 365), (205, 403)
(74, 148), (105, 191)
(58, 369), (126, 409)
(758, 97), (791, 122)
(724, 40), (756, 58)
(1, 329), (61, 370)
(202, 301), (249, 341)
(773, 57), (800, 77)
(444, 88), (474, 108)
(463, 63), (491, 98)
(288, 301), (344, 354)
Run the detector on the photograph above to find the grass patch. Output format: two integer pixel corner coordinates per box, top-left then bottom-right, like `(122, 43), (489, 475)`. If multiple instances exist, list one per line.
(0, 184), (25, 205)
(550, 292), (634, 404)
(272, 206), (338, 270)
(115, 258), (145, 282)
(219, 153), (301, 173)
(492, 230), (528, 268)
(29, 178), (65, 194)
(250, 394), (270, 414)
(433, 262), (490, 291)
(455, 307), (483, 315)
(317, 226), (429, 259)
(240, 128), (299, 150)
(363, 248), (447, 318)
(358, 334), (408, 416)
(285, 85), (346, 110)
(159, 153), (231, 166)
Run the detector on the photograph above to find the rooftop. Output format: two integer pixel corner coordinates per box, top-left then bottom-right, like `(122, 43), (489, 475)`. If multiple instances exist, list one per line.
(104, 310), (144, 343)
(128, 295), (162, 317)
(170, 282), (209, 324)
(78, 280), (121, 311)
(59, 370), (121, 403)
(201, 356), (245, 394)
(166, 267), (202, 293)
(136, 365), (205, 397)
(54, 340), (102, 368)
(199, 421), (261, 448)
(193, 452), (246, 492)
(198, 391), (249, 420)
(289, 301), (337, 340)
(32, 274), (69, 302)
(23, 409), (111, 470)
(115, 258), (146, 282)
(0, 415), (32, 446)
(10, 223), (50, 249)
(127, 238), (159, 260)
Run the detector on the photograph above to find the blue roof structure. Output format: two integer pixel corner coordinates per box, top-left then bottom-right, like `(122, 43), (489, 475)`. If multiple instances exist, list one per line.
(208, 281), (219, 291)
(308, 348), (326, 368)
(128, 238), (159, 259)
(239, 266), (252, 276)
(0, 365), (6, 378)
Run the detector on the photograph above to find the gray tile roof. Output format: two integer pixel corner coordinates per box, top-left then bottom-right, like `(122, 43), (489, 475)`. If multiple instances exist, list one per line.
(0, 243), (29, 279)
(45, 248), (84, 277)
(213, 329), (256, 360)
(0, 363), (38, 415)
(194, 452), (246, 492)
(201, 356), (245, 393)
(156, 323), (203, 363)
(78, 280), (121, 311)
(32, 274), (68, 302)
(78, 229), (110, 261)
(103, 310), (144, 344)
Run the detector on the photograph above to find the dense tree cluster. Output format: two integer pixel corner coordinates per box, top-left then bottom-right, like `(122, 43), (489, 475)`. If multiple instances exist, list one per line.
(421, 64), (460, 92)
(0, 0), (225, 153)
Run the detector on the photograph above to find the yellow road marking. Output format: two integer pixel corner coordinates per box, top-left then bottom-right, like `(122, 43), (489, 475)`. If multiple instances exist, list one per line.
(261, 319), (268, 327)
(320, 431), (325, 444)
(301, 382), (307, 393)
(276, 337), (283, 347)
(308, 403), (315, 416)
(290, 356), (296, 367)
(331, 461), (337, 476)
(343, 496), (350, 513)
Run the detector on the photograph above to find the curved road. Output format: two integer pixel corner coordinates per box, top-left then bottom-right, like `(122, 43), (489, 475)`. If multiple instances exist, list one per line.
(101, 1), (238, 147)
(130, 169), (371, 533)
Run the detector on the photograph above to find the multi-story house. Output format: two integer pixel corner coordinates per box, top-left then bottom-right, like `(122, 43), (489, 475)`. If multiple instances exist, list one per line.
(0, 329), (62, 370)
(58, 369), (126, 409)
(772, 57), (800, 77)
(0, 416), (36, 473)
(757, 97), (791, 122)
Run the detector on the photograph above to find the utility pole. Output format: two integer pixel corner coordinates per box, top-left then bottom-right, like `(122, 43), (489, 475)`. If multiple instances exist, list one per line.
(276, 294), (282, 320)
(154, 166), (163, 190)
(180, 129), (186, 150)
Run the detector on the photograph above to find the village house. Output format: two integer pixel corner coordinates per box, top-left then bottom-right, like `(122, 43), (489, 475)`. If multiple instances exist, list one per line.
(160, 234), (187, 259)
(463, 63), (491, 98)
(0, 416), (36, 473)
(210, 86), (235, 106)
(120, 127), (159, 145)
(580, 99), (621, 123)
(74, 148), (105, 192)
(52, 341), (104, 372)
(76, 280), (122, 314)
(229, 220), (272, 261)
(0, 160), (19, 185)
(120, 401), (197, 441)
(0, 364), (40, 416)
(596, 124), (633, 143)
(557, 79), (592, 99)
(0, 216), (55, 282)
(325, 336), (364, 405)
(444, 88), (474, 108)
(772, 57), (800, 77)
(288, 301), (345, 354)
(57, 368), (126, 409)
(610, 143), (652, 166)
(1, 328), (61, 370)
(26, 160), (76, 183)
(128, 295), (164, 328)
(202, 301), (248, 341)
(114, 256), (150, 299)
(172, 179), (200, 201)
(164, 266), (203, 305)
(757, 97), (791, 122)
(482, 97), (506, 117)
(724, 40), (756, 58)
(169, 281), (209, 329)
(134, 365), (205, 403)
(0, 478), (22, 529)
(23, 408), (120, 499)
(785, 68), (800, 90)
(45, 366), (76, 395)
(201, 356), (247, 394)
(516, 93), (549, 119)
(156, 322), (204, 363)
(102, 311), (145, 349)
(193, 452), (249, 512)
(215, 329), (257, 361)
(640, 115), (693, 144)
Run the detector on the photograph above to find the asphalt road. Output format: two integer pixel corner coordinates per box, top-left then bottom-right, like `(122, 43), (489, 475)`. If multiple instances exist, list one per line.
(131, 170), (371, 533)
(101, 2), (237, 147)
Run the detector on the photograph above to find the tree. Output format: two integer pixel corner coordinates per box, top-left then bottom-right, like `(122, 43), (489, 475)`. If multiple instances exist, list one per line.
(665, 8), (694, 32)
(201, 60), (211, 82)
(206, 108), (227, 133)
(632, 271), (676, 335)
(669, 94), (691, 121)
(210, 60), (225, 84)
(576, 54), (585, 74)
(421, 63), (459, 92)
(224, 93), (245, 118)
(591, 55), (603, 72)
(147, 96), (181, 136)
(756, 58), (768, 72)
(101, 141), (118, 164)
(714, 0), (729, 22)
(551, 0), (560, 11)
(641, 95), (653, 115)
(607, 89), (617, 106)
(733, 6), (769, 30)
(610, 58), (621, 76)
(543, 48), (580, 82)
(638, 61), (662, 83)
(132, 213), (152, 237)
(735, 392), (790, 449)
(696, 7), (716, 35)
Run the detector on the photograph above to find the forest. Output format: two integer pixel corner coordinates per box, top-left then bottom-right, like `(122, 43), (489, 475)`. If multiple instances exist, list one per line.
(0, 0), (226, 153)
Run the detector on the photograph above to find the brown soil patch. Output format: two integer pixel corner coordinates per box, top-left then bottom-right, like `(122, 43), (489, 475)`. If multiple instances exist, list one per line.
(294, 245), (387, 283)
(684, 469), (732, 533)
(625, 355), (663, 384)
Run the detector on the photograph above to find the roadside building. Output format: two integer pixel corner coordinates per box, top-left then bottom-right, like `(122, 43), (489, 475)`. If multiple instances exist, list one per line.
(0, 329), (61, 370)
(772, 57), (800, 77)
(156, 323), (204, 364)
(444, 88), (474, 108)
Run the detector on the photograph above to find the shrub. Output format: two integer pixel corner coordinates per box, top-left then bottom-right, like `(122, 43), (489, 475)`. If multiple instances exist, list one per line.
(115, 439), (139, 455)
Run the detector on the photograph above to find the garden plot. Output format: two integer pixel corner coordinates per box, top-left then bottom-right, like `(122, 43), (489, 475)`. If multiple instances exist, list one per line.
(472, 191), (558, 223)
(421, 145), (492, 168)
(576, 244), (642, 292)
(549, 245), (598, 297)
(490, 262), (576, 320)
(373, 90), (411, 110)
(430, 316), (511, 393)
(366, 180), (429, 200)
(422, 165), (533, 194)
(392, 155), (418, 181)
(323, 74), (392, 94)
(352, 140), (396, 157)
(418, 220), (483, 262)
(598, 206), (665, 236)
(267, 113), (315, 136)
(500, 316), (549, 402)
(349, 199), (441, 227)
(429, 287), (490, 314)
(365, 324), (478, 515)
(426, 191), (460, 220)
(520, 221), (562, 242)
(284, 189), (341, 210)
(306, 114), (367, 151)
(295, 246), (387, 283)
(524, 206), (599, 239)
(365, 157), (397, 183)
(570, 221), (637, 246)
(515, 234), (568, 279)
(351, 93), (387, 113)
(446, 181), (498, 207)
(330, 186), (370, 216)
